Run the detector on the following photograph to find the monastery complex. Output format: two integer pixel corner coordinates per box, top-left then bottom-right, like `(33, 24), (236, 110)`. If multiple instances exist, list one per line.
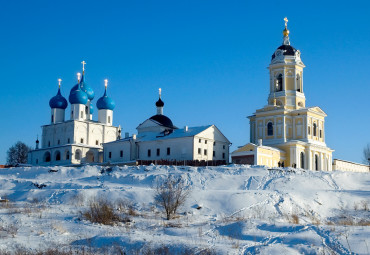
(27, 19), (369, 173)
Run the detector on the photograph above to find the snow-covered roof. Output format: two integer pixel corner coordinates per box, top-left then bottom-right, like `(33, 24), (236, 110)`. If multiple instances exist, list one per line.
(137, 125), (212, 142)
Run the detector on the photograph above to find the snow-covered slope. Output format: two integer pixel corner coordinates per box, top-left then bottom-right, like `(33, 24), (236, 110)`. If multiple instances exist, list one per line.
(0, 165), (369, 254)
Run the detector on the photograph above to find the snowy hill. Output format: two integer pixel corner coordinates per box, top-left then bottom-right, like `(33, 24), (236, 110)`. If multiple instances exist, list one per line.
(0, 165), (369, 254)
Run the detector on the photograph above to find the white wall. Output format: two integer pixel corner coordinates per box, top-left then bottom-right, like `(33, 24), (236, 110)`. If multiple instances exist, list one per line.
(103, 139), (137, 163)
(193, 126), (230, 161)
(333, 159), (369, 173)
(138, 137), (194, 161)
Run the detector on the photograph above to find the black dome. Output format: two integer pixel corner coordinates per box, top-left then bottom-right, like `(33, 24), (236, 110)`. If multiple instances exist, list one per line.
(156, 98), (164, 107)
(149, 114), (174, 128)
(271, 45), (297, 60)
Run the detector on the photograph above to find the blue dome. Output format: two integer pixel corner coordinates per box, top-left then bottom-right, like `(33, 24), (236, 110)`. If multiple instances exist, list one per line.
(89, 104), (94, 114)
(49, 88), (68, 109)
(80, 75), (95, 100)
(69, 83), (88, 105)
(96, 89), (115, 110)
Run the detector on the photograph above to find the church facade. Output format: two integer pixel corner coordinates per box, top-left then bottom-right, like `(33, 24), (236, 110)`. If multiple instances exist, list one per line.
(103, 90), (231, 163)
(28, 65), (120, 166)
(231, 18), (333, 171)
(28, 66), (231, 166)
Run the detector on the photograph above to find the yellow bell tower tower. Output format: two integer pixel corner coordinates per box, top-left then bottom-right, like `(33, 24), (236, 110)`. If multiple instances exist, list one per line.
(232, 18), (334, 171)
(268, 17), (306, 109)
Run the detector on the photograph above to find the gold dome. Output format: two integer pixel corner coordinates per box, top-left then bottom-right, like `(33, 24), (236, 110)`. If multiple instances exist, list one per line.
(283, 27), (290, 37)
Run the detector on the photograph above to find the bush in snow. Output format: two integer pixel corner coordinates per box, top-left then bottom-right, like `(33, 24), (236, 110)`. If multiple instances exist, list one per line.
(82, 197), (129, 225)
(154, 175), (190, 220)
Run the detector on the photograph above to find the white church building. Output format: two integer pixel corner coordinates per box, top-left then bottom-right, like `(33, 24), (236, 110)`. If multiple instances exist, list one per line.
(28, 63), (231, 166)
(103, 89), (231, 164)
(28, 64), (120, 166)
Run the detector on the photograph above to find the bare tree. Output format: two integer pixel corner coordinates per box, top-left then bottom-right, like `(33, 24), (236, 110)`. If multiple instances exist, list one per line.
(154, 175), (190, 220)
(6, 141), (31, 166)
(364, 143), (370, 165)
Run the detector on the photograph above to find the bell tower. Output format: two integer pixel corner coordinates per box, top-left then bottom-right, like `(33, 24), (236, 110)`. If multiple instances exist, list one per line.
(268, 17), (306, 110)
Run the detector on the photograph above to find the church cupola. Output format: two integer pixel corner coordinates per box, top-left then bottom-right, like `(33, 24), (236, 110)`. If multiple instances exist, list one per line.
(79, 61), (95, 120)
(35, 136), (39, 150)
(156, 88), (164, 115)
(49, 79), (68, 124)
(268, 17), (306, 110)
(97, 79), (115, 126)
(69, 72), (88, 120)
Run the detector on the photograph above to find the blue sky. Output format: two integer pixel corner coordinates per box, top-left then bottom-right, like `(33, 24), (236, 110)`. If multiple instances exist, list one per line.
(0, 0), (369, 164)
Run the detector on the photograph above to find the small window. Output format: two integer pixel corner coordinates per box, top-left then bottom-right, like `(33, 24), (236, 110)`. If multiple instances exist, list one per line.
(313, 123), (317, 136)
(198, 148), (201, 155)
(66, 151), (70, 160)
(167, 147), (170, 155)
(96, 140), (99, 145)
(148, 149), (151, 157)
(156, 148), (160, 156)
(71, 111), (74, 119)
(68, 138), (70, 143)
(48, 141), (50, 147)
(204, 149), (207, 156)
(320, 130), (322, 138)
(109, 152), (112, 159)
(75, 151), (81, 160)
(213, 142), (216, 146)
(81, 111), (83, 118)
(308, 127), (311, 135)
(205, 140), (207, 144)
(108, 116), (111, 124)
(36, 159), (38, 164)
(223, 145), (225, 149)
(120, 150), (123, 157)
(199, 139), (201, 143)
(58, 140), (60, 145)
(267, 122), (273, 136)
(276, 74), (283, 92)
(80, 138), (84, 143)
(213, 151), (215, 157)
(51, 115), (54, 123)
(85, 106), (88, 114)
(222, 153), (225, 159)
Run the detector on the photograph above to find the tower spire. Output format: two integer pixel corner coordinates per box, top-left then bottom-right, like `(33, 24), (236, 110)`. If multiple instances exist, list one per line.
(159, 88), (162, 98)
(58, 78), (62, 89)
(283, 17), (290, 45)
(77, 72), (81, 83)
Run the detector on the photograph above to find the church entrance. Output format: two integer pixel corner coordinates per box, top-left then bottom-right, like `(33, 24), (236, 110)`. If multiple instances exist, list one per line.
(86, 151), (95, 163)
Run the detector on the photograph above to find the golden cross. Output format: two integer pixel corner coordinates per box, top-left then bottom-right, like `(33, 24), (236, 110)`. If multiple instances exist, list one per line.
(159, 88), (162, 97)
(104, 79), (108, 88)
(81, 61), (86, 72)
(284, 17), (288, 28)
(58, 78), (62, 88)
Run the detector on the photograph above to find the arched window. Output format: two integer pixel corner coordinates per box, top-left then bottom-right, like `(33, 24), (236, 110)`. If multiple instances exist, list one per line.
(51, 115), (54, 123)
(313, 123), (317, 136)
(296, 74), (301, 92)
(85, 106), (88, 115)
(315, 154), (319, 171)
(75, 150), (81, 160)
(55, 151), (61, 161)
(65, 151), (70, 160)
(267, 122), (273, 136)
(44, 152), (51, 162)
(275, 74), (283, 92)
(300, 152), (305, 169)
